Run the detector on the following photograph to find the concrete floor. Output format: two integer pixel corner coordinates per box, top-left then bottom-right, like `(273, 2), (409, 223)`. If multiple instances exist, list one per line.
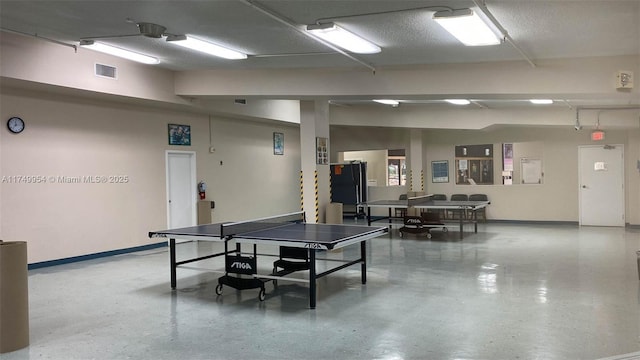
(3, 222), (640, 360)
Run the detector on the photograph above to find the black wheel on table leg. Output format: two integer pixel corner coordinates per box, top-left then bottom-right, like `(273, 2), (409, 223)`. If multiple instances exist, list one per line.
(258, 288), (266, 301)
(426, 233), (432, 239)
(215, 284), (223, 295)
(443, 227), (448, 233)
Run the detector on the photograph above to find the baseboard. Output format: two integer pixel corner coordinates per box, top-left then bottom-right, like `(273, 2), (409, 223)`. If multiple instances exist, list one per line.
(485, 219), (579, 226)
(28, 241), (167, 270)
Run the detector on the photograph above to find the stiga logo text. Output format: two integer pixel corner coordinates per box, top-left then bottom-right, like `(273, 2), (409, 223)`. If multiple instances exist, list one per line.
(405, 218), (423, 225)
(230, 262), (252, 270)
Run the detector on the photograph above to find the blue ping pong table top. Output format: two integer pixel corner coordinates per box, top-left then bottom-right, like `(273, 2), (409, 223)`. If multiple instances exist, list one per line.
(149, 222), (387, 249)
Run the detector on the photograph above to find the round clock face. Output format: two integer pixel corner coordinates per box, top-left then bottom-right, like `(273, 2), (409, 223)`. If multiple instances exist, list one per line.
(7, 117), (25, 134)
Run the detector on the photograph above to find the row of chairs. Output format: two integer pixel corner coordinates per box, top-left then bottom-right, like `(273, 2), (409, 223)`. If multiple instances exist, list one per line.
(397, 193), (488, 221)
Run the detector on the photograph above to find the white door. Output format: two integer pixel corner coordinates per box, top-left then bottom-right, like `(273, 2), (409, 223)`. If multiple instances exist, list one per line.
(579, 145), (624, 226)
(166, 151), (197, 229)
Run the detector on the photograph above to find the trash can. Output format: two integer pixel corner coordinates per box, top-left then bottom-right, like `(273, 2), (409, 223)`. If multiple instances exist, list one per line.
(0, 241), (29, 353)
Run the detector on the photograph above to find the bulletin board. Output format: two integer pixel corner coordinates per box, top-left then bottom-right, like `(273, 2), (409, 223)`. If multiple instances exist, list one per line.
(521, 158), (543, 184)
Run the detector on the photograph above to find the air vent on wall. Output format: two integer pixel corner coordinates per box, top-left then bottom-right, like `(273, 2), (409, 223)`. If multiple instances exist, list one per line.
(95, 63), (117, 79)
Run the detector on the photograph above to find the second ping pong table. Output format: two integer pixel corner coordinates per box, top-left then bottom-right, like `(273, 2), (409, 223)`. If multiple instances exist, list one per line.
(365, 195), (490, 239)
(148, 212), (387, 309)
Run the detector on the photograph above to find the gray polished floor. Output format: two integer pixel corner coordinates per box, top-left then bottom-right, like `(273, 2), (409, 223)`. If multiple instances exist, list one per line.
(4, 222), (640, 360)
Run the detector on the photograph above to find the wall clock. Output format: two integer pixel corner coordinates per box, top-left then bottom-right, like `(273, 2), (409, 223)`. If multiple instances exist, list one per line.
(7, 117), (25, 134)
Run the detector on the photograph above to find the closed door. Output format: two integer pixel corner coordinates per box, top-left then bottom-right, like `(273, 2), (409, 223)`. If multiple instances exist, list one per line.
(579, 145), (624, 226)
(166, 151), (197, 229)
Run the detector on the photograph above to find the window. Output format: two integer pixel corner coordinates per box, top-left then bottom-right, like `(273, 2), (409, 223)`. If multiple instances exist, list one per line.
(388, 156), (406, 186)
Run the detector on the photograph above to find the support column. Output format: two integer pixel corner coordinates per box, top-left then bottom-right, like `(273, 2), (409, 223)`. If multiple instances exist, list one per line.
(300, 100), (330, 224)
(409, 131), (424, 192)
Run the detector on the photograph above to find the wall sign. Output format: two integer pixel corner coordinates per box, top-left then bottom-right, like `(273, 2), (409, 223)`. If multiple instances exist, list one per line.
(316, 137), (328, 165)
(432, 160), (449, 183)
(273, 132), (284, 155)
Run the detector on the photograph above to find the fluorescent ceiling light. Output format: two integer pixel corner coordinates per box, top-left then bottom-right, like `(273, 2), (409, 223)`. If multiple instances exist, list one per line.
(79, 40), (159, 64)
(166, 35), (247, 60)
(306, 23), (381, 54)
(373, 99), (400, 106)
(530, 99), (554, 105)
(445, 99), (471, 105)
(433, 9), (501, 46)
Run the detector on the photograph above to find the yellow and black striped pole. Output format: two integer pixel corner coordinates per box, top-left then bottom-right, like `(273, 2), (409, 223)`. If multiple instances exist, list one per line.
(314, 170), (319, 223)
(299, 171), (304, 212)
(409, 169), (413, 191)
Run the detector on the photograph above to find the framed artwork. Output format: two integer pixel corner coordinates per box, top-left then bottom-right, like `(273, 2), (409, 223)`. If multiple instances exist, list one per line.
(168, 124), (191, 146)
(431, 160), (449, 183)
(273, 132), (284, 155)
(316, 137), (328, 165)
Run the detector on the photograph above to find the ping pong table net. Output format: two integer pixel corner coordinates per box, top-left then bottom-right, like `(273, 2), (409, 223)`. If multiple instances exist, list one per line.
(220, 211), (305, 239)
(406, 194), (434, 207)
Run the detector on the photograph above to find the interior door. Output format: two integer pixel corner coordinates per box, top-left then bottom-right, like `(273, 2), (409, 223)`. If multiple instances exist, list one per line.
(166, 151), (197, 229)
(579, 145), (624, 226)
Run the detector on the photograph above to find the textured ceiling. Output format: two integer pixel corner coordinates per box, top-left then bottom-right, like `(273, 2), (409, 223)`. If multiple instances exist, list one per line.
(1, 0), (638, 71)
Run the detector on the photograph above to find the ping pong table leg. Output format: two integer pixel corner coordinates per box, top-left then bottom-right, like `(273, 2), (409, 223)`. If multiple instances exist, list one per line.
(309, 249), (317, 309)
(360, 240), (367, 284)
(458, 211), (464, 239)
(473, 209), (478, 233)
(170, 238), (177, 289)
(367, 207), (372, 226)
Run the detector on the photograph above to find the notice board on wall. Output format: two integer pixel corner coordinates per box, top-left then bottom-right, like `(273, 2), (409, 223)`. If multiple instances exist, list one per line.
(521, 158), (543, 184)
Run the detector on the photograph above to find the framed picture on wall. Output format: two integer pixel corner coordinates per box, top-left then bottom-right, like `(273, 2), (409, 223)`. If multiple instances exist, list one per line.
(168, 124), (191, 146)
(431, 160), (449, 183)
(273, 132), (284, 155)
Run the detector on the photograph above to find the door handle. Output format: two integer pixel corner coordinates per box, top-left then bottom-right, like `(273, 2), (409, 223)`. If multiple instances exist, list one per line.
(582, 185), (587, 189)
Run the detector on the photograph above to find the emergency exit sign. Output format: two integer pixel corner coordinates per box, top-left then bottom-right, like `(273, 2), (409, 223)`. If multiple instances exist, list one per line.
(591, 130), (605, 141)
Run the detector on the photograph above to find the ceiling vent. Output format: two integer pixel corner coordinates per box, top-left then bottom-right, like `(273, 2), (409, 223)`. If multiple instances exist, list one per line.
(95, 63), (117, 79)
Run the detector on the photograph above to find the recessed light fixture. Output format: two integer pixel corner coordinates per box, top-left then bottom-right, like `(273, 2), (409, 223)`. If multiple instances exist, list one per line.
(79, 40), (160, 64)
(530, 99), (554, 105)
(373, 99), (400, 106)
(166, 35), (247, 60)
(433, 8), (502, 46)
(445, 99), (471, 105)
(306, 23), (381, 54)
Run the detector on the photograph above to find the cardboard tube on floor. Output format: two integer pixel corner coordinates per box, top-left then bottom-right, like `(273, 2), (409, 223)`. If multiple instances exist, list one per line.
(325, 203), (343, 225)
(0, 241), (29, 353)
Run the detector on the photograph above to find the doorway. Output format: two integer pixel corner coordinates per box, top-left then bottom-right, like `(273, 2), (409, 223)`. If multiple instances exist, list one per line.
(166, 151), (197, 229)
(578, 145), (624, 226)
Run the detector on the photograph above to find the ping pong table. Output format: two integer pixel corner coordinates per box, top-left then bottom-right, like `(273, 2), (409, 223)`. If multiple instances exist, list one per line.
(148, 212), (387, 309)
(365, 195), (490, 239)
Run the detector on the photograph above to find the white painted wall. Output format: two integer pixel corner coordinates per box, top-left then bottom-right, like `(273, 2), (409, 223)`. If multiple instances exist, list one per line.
(0, 90), (301, 263)
(329, 125), (640, 224)
(343, 150), (387, 187)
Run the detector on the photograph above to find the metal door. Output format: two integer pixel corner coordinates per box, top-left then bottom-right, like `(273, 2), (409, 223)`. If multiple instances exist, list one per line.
(579, 145), (624, 226)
